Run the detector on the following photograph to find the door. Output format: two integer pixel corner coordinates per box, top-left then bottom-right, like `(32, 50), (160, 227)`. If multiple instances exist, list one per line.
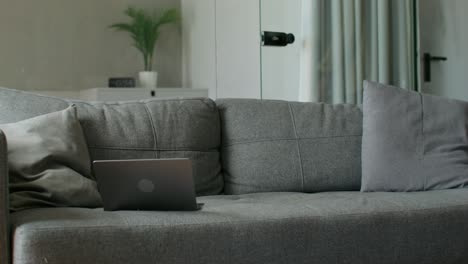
(419, 0), (468, 100)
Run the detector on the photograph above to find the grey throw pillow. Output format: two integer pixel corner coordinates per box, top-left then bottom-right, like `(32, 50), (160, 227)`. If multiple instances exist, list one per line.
(0, 106), (102, 211)
(361, 81), (468, 192)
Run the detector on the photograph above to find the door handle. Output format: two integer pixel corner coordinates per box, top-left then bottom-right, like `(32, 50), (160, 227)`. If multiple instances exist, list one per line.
(424, 52), (447, 82)
(262, 31), (295, 46)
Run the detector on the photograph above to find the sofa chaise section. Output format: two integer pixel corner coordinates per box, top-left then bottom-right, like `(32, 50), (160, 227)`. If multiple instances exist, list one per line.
(11, 190), (468, 264)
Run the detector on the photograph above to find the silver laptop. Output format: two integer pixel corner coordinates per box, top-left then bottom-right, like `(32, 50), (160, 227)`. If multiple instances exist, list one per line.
(93, 158), (203, 211)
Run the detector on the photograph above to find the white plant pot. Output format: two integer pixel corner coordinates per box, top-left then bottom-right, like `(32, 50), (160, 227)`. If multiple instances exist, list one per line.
(138, 71), (158, 89)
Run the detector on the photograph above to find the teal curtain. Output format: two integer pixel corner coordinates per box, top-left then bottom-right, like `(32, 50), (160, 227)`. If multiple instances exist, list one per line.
(299, 0), (416, 104)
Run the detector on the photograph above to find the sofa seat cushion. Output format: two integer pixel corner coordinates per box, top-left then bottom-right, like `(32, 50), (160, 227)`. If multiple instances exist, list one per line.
(11, 190), (468, 264)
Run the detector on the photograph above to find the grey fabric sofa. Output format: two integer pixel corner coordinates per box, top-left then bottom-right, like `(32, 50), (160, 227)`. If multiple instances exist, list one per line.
(1, 88), (468, 264)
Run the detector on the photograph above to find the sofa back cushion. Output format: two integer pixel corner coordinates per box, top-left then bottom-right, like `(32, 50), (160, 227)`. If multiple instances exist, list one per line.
(0, 88), (223, 195)
(217, 99), (362, 194)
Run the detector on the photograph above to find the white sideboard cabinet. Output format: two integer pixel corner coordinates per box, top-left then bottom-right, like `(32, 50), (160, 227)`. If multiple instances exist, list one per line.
(29, 88), (209, 101)
(80, 88), (208, 101)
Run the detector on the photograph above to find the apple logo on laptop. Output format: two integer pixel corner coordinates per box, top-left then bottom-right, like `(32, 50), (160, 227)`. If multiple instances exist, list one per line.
(137, 179), (155, 193)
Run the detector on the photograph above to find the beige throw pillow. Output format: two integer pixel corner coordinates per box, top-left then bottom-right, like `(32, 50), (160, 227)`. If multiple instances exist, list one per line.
(0, 105), (102, 211)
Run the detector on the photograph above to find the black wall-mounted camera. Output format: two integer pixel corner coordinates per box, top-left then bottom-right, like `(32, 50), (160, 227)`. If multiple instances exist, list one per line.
(262, 31), (295, 47)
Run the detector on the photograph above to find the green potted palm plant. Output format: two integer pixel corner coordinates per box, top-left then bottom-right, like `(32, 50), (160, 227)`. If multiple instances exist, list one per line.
(110, 6), (179, 89)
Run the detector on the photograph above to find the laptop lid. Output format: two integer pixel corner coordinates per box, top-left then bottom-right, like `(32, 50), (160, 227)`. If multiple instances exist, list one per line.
(93, 158), (199, 211)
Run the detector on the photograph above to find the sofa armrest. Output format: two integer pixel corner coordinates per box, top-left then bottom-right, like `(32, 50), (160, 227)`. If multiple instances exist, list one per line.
(0, 129), (9, 264)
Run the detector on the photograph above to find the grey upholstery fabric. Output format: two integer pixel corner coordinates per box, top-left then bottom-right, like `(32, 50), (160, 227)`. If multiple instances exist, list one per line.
(0, 87), (69, 123)
(217, 99), (362, 194)
(11, 190), (468, 264)
(362, 81), (468, 191)
(0, 87), (223, 196)
(71, 99), (223, 195)
(0, 130), (9, 264)
(0, 106), (102, 211)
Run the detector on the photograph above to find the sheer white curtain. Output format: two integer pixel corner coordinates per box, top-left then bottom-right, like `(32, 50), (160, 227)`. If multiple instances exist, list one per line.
(299, 0), (416, 104)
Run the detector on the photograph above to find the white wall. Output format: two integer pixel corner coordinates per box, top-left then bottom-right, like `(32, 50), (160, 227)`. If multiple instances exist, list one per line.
(181, 0), (217, 98)
(182, 0), (261, 99)
(0, 0), (181, 91)
(260, 0), (302, 101)
(215, 0), (261, 99)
